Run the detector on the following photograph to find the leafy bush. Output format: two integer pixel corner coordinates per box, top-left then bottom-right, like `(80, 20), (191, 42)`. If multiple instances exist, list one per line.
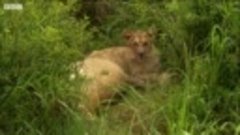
(0, 0), (92, 134)
(0, 0), (239, 135)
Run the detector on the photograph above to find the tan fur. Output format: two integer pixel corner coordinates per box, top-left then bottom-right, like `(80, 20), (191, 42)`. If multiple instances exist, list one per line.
(89, 29), (160, 82)
(73, 29), (161, 114)
(79, 57), (128, 113)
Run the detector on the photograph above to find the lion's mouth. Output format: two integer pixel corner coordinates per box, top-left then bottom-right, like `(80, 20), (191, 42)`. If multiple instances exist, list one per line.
(138, 53), (144, 59)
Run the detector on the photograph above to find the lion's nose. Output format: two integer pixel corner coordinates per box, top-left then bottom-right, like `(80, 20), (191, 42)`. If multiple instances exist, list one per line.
(137, 47), (145, 58)
(138, 51), (145, 58)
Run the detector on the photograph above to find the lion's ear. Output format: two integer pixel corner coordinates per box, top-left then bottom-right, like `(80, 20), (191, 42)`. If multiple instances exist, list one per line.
(122, 30), (133, 40)
(147, 27), (155, 38)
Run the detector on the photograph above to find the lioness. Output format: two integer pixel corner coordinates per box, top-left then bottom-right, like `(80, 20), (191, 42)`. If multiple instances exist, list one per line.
(89, 29), (160, 83)
(72, 29), (161, 114)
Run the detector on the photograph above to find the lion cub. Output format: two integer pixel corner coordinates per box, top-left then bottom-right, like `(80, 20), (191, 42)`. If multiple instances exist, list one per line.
(73, 29), (160, 114)
(77, 57), (128, 113)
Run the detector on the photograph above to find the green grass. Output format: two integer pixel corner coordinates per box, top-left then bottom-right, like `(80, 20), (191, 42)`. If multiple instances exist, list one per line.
(0, 0), (240, 135)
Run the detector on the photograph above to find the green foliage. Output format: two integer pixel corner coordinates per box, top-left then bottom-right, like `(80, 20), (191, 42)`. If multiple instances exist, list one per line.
(0, 0), (92, 134)
(0, 0), (240, 135)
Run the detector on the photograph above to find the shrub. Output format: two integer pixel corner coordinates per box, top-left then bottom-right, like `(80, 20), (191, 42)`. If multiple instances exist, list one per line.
(0, 0), (92, 134)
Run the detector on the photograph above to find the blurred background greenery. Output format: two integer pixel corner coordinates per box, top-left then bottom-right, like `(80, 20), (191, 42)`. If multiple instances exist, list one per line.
(0, 0), (239, 135)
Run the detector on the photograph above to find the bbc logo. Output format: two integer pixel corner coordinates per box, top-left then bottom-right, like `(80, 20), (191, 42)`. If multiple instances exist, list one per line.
(3, 3), (23, 10)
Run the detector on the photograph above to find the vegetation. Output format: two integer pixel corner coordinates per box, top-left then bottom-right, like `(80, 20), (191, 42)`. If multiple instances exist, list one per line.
(0, 0), (239, 135)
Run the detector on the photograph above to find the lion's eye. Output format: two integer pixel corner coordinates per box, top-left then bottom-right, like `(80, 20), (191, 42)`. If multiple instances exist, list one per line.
(133, 42), (138, 46)
(143, 42), (148, 46)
